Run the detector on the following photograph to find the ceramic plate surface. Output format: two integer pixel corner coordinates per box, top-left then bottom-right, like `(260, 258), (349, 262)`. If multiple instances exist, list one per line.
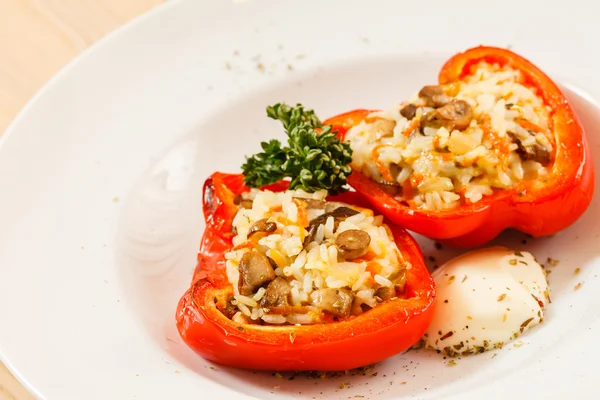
(1, 0), (600, 399)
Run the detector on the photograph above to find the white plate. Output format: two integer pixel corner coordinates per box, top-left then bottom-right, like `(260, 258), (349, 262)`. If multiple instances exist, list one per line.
(1, 0), (600, 399)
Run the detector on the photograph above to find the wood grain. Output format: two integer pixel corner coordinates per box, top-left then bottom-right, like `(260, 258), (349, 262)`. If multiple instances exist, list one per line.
(0, 1), (164, 398)
(0, 0), (164, 133)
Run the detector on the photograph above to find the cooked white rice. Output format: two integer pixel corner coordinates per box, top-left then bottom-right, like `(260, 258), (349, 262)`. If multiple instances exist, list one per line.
(345, 62), (554, 210)
(224, 188), (408, 325)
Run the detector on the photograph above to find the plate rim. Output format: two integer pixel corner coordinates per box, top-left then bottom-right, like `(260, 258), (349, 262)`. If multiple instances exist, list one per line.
(0, 0), (183, 397)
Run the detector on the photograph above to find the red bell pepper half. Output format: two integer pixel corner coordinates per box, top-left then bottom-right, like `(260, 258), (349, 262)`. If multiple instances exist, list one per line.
(176, 172), (435, 371)
(324, 46), (594, 247)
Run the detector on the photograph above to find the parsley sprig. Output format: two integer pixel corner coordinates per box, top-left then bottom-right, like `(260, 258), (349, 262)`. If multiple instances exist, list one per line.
(241, 103), (353, 194)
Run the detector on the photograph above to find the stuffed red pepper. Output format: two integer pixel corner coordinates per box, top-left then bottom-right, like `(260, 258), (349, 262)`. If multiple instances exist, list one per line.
(324, 46), (593, 247)
(176, 105), (435, 371)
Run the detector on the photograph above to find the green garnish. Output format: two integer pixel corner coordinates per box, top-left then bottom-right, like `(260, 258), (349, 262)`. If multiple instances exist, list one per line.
(241, 103), (353, 194)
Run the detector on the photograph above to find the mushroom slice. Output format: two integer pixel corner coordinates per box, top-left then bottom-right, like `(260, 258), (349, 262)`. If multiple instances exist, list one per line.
(260, 277), (292, 307)
(378, 179), (401, 196)
(400, 103), (418, 120)
(247, 218), (277, 238)
(335, 229), (371, 260)
(418, 85), (450, 108)
(304, 206), (360, 245)
(309, 206), (360, 227)
(310, 288), (354, 317)
(238, 251), (276, 295)
(375, 286), (396, 302)
(507, 131), (551, 165)
(421, 100), (473, 131)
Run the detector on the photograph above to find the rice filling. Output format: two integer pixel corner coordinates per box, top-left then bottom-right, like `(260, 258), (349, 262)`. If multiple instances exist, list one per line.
(345, 62), (555, 211)
(223, 188), (408, 325)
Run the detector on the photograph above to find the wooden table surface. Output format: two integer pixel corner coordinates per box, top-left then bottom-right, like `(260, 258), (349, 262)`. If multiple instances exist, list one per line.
(0, 1), (164, 398)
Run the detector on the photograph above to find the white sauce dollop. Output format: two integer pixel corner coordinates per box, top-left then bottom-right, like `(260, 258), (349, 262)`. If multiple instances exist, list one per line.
(424, 247), (549, 356)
